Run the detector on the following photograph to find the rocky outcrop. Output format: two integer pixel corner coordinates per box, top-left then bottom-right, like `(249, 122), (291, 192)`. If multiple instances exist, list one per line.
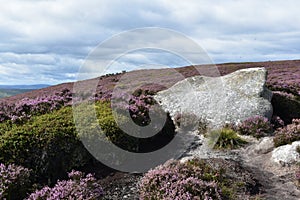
(154, 67), (273, 130)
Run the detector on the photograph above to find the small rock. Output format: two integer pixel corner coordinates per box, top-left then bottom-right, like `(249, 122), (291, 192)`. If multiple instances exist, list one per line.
(271, 141), (300, 166)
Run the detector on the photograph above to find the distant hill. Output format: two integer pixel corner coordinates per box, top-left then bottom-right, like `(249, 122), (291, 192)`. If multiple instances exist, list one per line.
(0, 84), (50, 98)
(0, 84), (50, 90)
(0, 89), (32, 98)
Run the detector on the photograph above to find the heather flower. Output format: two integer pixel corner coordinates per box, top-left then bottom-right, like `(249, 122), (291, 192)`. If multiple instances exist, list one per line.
(139, 159), (223, 200)
(0, 88), (72, 123)
(111, 90), (157, 126)
(234, 116), (273, 138)
(0, 163), (31, 200)
(274, 119), (300, 147)
(27, 170), (104, 200)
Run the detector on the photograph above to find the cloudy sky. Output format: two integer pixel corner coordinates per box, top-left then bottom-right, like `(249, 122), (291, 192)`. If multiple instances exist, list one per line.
(0, 0), (300, 85)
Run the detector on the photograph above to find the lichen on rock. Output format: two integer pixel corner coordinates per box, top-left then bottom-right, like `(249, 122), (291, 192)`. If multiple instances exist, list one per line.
(154, 67), (273, 131)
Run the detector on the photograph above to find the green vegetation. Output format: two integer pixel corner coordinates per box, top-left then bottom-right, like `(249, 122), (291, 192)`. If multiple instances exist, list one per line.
(0, 106), (91, 184)
(0, 61), (299, 199)
(0, 99), (175, 188)
(93, 100), (175, 153)
(95, 101), (140, 151)
(208, 128), (247, 149)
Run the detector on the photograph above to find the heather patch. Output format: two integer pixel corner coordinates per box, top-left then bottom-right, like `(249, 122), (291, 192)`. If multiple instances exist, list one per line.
(271, 115), (285, 130)
(0, 163), (31, 200)
(139, 159), (227, 200)
(0, 88), (72, 124)
(27, 170), (104, 200)
(138, 158), (259, 200)
(234, 116), (273, 138)
(273, 119), (300, 147)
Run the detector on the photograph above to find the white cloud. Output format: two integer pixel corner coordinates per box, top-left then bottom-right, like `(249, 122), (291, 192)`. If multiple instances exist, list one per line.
(0, 0), (299, 84)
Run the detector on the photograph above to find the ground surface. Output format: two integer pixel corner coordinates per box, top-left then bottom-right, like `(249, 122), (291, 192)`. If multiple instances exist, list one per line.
(93, 135), (300, 200)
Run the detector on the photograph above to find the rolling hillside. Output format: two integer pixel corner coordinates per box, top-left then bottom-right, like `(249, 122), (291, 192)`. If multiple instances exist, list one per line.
(0, 59), (299, 199)
(0, 59), (299, 104)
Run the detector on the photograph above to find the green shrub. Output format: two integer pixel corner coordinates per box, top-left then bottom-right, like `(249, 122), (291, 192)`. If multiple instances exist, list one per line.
(0, 106), (91, 185)
(75, 100), (176, 153)
(208, 128), (247, 149)
(95, 101), (140, 151)
(0, 100), (175, 186)
(0, 121), (14, 134)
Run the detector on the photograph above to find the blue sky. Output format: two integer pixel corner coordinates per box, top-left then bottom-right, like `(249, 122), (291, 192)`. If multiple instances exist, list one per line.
(0, 0), (300, 85)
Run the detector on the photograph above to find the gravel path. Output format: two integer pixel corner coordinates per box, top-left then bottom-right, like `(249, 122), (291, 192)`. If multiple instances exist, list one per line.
(99, 172), (142, 200)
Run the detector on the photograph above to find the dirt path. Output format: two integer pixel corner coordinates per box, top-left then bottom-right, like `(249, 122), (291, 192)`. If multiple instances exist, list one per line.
(238, 140), (300, 200)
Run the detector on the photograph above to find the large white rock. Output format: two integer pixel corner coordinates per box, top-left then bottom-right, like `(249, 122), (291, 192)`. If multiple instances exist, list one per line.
(271, 141), (300, 166)
(154, 67), (273, 130)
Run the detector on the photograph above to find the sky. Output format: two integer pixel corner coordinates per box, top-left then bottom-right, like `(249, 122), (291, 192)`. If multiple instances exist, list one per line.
(0, 0), (300, 85)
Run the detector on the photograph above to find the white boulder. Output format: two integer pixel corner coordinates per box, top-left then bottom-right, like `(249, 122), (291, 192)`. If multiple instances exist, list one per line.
(271, 141), (300, 166)
(154, 67), (273, 130)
